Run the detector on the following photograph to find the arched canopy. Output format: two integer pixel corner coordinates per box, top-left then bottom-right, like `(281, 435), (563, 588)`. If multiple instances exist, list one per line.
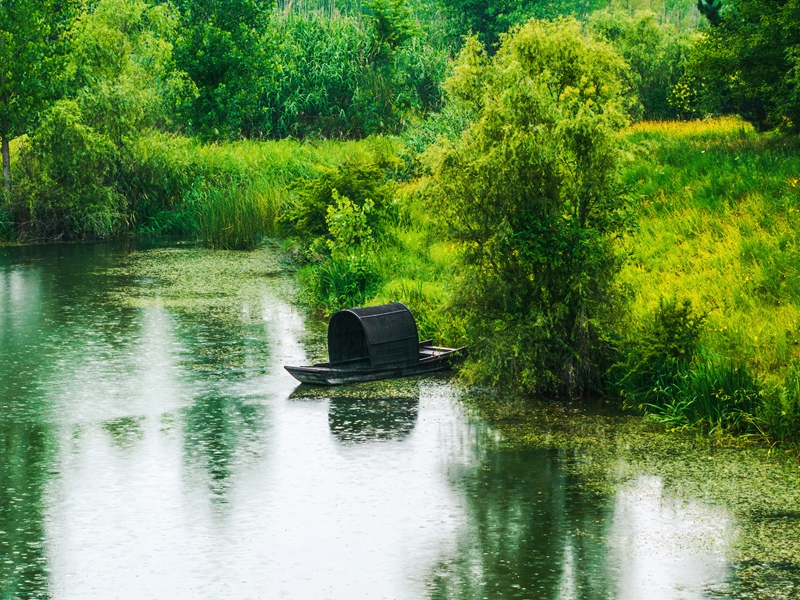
(328, 302), (419, 368)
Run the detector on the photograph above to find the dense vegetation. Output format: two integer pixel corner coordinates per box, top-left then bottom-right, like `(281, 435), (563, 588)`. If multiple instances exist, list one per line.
(2, 0), (800, 445)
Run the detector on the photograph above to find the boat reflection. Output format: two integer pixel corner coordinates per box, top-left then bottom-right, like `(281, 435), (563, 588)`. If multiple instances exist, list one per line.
(327, 396), (420, 444)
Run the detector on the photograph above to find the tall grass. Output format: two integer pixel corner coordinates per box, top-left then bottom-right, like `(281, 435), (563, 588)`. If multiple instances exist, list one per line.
(621, 117), (800, 378)
(195, 179), (285, 250)
(619, 117), (800, 443)
(3, 128), (381, 247)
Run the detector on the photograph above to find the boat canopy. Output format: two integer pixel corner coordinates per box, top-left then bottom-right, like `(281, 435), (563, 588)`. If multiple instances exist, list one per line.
(328, 302), (419, 368)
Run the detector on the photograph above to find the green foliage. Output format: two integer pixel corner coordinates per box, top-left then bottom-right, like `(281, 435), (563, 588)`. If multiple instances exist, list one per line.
(282, 145), (397, 241)
(265, 5), (447, 138)
(325, 191), (375, 252)
(425, 19), (630, 397)
(681, 0), (800, 130)
(300, 253), (381, 314)
(587, 9), (696, 121)
(696, 0), (722, 26)
(615, 298), (705, 401)
(759, 364), (800, 444)
(619, 118), (800, 443)
(439, 0), (608, 48)
(302, 185), (384, 314)
(195, 178), (284, 250)
(643, 352), (762, 433)
(6, 0), (188, 239)
(13, 100), (125, 238)
(172, 0), (270, 139)
(174, 1), (448, 140)
(284, 143), (399, 313)
(0, 0), (78, 188)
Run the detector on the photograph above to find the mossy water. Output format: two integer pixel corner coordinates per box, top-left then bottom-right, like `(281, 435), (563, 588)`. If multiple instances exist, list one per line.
(1, 241), (798, 599)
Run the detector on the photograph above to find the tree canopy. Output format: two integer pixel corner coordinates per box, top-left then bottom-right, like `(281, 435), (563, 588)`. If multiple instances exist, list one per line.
(0, 0), (77, 189)
(687, 0), (800, 130)
(425, 19), (630, 396)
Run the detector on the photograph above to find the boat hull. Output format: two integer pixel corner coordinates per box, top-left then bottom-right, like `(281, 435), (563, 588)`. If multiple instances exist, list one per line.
(285, 346), (465, 386)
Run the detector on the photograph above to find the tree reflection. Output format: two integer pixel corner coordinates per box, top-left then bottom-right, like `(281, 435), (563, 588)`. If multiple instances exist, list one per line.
(181, 391), (268, 502)
(429, 449), (614, 600)
(328, 396), (419, 444)
(0, 420), (53, 599)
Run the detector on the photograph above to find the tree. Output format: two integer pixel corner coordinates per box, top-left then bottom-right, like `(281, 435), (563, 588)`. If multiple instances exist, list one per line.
(684, 0), (800, 130)
(439, 0), (606, 49)
(172, 0), (272, 139)
(424, 19), (630, 396)
(0, 0), (76, 190)
(588, 9), (696, 121)
(14, 0), (188, 238)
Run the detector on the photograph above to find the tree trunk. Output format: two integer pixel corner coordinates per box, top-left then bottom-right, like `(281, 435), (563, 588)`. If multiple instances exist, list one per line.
(0, 33), (7, 191)
(1, 118), (9, 192)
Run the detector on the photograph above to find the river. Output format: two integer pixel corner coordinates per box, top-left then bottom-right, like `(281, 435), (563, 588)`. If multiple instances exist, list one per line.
(1, 241), (797, 599)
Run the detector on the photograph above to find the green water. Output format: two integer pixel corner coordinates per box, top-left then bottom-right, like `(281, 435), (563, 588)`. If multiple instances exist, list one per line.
(0, 242), (796, 599)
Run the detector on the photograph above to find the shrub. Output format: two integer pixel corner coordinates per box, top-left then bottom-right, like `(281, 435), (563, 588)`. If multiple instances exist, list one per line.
(615, 297), (705, 404)
(282, 147), (398, 242)
(301, 253), (381, 314)
(759, 364), (800, 445)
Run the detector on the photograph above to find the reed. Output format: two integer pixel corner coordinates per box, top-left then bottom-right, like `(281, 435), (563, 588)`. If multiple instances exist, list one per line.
(195, 178), (286, 250)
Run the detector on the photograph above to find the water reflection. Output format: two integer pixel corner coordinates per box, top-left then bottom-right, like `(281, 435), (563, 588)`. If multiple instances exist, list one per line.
(0, 421), (52, 598)
(430, 449), (732, 600)
(103, 416), (146, 449)
(328, 396), (419, 444)
(430, 448), (613, 600)
(181, 391), (269, 502)
(605, 476), (731, 599)
(0, 243), (738, 600)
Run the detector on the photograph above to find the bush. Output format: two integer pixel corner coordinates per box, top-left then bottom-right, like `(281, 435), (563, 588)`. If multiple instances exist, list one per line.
(424, 19), (631, 397)
(282, 144), (398, 243)
(615, 297), (705, 404)
(301, 253), (382, 314)
(648, 353), (761, 433)
(759, 365), (800, 445)
(12, 100), (125, 239)
(278, 140), (402, 313)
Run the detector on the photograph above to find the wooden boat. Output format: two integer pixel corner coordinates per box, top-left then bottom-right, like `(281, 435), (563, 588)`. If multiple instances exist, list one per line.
(285, 302), (466, 386)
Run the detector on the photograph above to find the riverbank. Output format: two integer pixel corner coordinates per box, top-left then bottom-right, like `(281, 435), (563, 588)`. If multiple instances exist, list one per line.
(3, 118), (800, 445)
(349, 118), (800, 446)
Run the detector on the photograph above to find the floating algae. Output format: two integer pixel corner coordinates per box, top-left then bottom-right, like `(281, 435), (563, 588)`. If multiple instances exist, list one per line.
(461, 392), (800, 599)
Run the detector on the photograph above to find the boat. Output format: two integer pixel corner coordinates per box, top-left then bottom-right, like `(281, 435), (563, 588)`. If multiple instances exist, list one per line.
(284, 302), (466, 385)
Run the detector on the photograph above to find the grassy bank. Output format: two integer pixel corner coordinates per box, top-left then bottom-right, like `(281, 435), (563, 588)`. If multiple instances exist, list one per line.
(1, 133), (382, 249)
(294, 117), (800, 445)
(622, 118), (800, 380)
(5, 116), (800, 444)
(617, 118), (800, 442)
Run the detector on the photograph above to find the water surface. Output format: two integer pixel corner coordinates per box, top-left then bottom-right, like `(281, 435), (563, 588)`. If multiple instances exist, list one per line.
(0, 242), (758, 599)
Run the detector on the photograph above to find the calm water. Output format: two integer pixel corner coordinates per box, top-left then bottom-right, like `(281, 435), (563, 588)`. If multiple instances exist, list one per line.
(0, 242), (733, 599)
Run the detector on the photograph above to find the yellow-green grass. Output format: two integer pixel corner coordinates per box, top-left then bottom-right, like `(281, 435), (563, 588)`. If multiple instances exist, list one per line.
(621, 117), (800, 383)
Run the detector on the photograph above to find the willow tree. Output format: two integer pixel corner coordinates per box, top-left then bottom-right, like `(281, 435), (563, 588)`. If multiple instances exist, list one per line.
(0, 0), (76, 190)
(425, 19), (630, 397)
